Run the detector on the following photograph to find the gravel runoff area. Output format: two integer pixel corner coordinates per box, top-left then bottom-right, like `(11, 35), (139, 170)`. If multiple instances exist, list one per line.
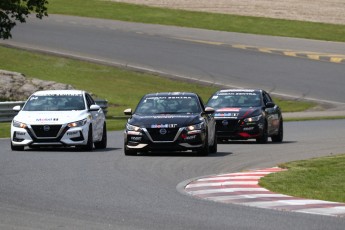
(112, 0), (345, 25)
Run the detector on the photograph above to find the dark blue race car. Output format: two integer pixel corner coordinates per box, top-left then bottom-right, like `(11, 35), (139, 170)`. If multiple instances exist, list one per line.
(124, 92), (217, 155)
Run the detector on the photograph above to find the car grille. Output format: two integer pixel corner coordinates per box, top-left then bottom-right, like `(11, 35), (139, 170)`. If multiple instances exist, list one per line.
(31, 125), (62, 138)
(216, 120), (240, 132)
(146, 128), (179, 142)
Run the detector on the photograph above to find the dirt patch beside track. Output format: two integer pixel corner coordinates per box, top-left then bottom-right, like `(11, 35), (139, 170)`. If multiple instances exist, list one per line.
(112, 0), (345, 25)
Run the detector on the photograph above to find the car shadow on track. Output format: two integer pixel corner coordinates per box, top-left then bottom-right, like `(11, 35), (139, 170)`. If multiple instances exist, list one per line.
(218, 140), (296, 145)
(131, 151), (233, 157)
(24, 147), (121, 152)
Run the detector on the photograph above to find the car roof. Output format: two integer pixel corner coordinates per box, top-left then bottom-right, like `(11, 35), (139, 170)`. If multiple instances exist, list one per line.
(31, 90), (85, 96)
(215, 89), (263, 94)
(143, 92), (199, 97)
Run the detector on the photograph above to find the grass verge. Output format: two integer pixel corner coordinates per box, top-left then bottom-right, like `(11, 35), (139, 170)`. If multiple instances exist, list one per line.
(0, 45), (219, 117)
(284, 116), (345, 122)
(0, 122), (11, 138)
(47, 0), (345, 42)
(0, 44), (315, 137)
(0, 45), (315, 116)
(259, 154), (345, 203)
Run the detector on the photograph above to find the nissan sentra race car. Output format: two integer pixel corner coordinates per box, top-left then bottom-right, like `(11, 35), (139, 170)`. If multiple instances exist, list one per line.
(206, 89), (283, 143)
(11, 90), (107, 151)
(124, 92), (217, 156)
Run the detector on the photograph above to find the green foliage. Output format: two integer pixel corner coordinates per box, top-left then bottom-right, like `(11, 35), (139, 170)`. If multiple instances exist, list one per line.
(47, 0), (345, 42)
(0, 0), (48, 39)
(260, 154), (345, 203)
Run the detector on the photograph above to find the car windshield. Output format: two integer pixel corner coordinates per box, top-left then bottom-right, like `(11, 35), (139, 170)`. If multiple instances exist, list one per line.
(207, 92), (261, 109)
(23, 94), (85, 111)
(135, 95), (201, 115)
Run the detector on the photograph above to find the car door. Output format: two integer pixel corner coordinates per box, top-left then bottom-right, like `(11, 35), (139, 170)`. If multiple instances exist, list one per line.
(262, 92), (280, 135)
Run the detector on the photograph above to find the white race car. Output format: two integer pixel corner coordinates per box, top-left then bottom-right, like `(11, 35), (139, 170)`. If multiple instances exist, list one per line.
(11, 90), (107, 151)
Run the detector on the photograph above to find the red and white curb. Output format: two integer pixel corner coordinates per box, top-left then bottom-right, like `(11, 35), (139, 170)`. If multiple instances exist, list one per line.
(183, 167), (345, 217)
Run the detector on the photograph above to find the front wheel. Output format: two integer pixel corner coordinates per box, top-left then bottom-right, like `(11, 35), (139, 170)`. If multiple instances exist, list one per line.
(271, 120), (283, 143)
(11, 142), (24, 151)
(196, 134), (209, 156)
(94, 122), (107, 149)
(256, 121), (268, 144)
(209, 133), (217, 153)
(124, 143), (137, 156)
(80, 125), (93, 151)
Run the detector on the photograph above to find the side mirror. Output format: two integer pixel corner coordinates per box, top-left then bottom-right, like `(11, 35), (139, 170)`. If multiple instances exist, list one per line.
(124, 108), (132, 116)
(13, 105), (21, 111)
(89, 104), (101, 111)
(204, 107), (215, 114)
(265, 102), (275, 108)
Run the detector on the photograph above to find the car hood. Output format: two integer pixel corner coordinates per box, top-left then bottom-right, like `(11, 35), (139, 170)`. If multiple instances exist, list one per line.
(214, 107), (262, 119)
(129, 114), (202, 128)
(13, 110), (89, 125)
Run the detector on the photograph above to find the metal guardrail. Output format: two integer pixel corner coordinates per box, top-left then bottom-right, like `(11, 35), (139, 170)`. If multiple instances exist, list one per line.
(0, 100), (108, 122)
(0, 101), (25, 122)
(95, 99), (108, 116)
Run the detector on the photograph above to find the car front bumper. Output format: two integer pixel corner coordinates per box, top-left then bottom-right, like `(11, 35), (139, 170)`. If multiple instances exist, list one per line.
(215, 118), (264, 140)
(124, 127), (206, 151)
(11, 124), (90, 147)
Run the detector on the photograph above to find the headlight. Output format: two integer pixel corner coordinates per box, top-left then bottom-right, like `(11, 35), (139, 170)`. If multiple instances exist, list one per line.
(187, 122), (205, 131)
(68, 118), (87, 128)
(126, 123), (141, 132)
(13, 120), (27, 129)
(244, 115), (262, 122)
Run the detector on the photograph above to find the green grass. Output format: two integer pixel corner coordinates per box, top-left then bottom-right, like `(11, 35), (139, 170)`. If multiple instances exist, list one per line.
(0, 45), (217, 135)
(284, 116), (345, 122)
(0, 122), (11, 138)
(0, 45), (314, 115)
(47, 0), (345, 42)
(273, 98), (314, 113)
(0, 45), (218, 117)
(260, 154), (345, 203)
(0, 44), (316, 137)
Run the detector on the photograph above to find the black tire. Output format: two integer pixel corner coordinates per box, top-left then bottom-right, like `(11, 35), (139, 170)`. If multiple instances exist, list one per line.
(124, 143), (137, 156)
(11, 142), (24, 151)
(209, 133), (217, 153)
(256, 121), (268, 144)
(196, 134), (209, 156)
(271, 120), (283, 143)
(81, 125), (93, 151)
(94, 122), (107, 149)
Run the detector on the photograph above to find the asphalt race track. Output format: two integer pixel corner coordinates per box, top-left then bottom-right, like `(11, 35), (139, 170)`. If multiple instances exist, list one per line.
(1, 120), (345, 230)
(1, 15), (345, 229)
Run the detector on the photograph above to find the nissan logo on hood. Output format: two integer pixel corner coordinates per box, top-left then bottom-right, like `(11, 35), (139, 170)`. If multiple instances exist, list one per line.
(159, 129), (167, 135)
